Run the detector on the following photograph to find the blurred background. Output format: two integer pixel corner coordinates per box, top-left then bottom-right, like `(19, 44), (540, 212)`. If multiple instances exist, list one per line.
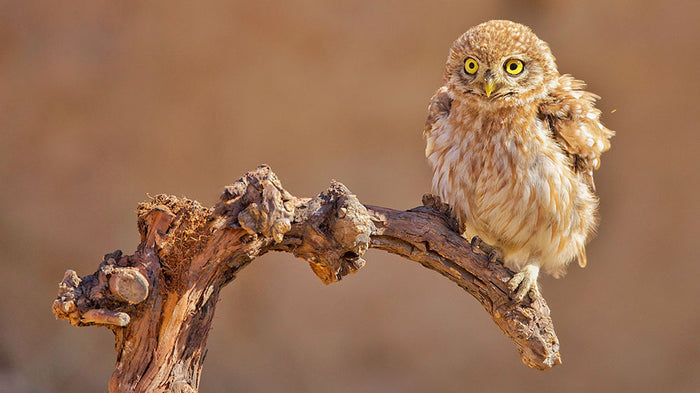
(1, 0), (699, 392)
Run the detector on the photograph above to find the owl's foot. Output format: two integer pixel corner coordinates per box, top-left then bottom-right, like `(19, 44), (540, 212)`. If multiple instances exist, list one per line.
(508, 264), (540, 302)
(470, 236), (503, 263)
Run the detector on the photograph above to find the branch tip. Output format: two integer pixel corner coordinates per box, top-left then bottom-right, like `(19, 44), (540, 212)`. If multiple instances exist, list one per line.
(82, 308), (130, 327)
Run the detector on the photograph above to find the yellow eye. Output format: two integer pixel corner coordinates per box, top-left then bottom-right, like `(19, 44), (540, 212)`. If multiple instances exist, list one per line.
(504, 59), (524, 75)
(464, 57), (478, 75)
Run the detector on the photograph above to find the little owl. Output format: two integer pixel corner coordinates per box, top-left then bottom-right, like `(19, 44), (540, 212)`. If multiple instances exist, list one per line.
(424, 20), (614, 301)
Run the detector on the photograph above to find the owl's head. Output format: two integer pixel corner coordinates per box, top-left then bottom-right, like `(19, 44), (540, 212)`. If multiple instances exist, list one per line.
(444, 20), (558, 105)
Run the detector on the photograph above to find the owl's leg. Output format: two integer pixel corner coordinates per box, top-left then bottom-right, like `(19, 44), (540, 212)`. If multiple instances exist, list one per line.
(508, 263), (540, 302)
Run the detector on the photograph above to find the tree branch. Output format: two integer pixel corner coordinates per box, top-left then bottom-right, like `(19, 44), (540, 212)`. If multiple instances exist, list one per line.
(52, 165), (561, 393)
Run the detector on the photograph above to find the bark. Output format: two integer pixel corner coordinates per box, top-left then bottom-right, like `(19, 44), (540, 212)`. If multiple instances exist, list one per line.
(52, 165), (561, 392)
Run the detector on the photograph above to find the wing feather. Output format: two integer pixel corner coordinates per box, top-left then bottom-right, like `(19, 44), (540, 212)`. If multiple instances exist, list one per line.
(539, 75), (615, 190)
(424, 86), (452, 138)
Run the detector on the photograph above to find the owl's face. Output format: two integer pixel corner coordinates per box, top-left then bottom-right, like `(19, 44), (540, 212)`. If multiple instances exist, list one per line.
(444, 20), (559, 106)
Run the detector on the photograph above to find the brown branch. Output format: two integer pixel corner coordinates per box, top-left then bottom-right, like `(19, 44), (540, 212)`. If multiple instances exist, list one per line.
(52, 165), (561, 393)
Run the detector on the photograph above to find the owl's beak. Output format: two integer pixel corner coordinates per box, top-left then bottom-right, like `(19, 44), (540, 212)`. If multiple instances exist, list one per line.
(483, 79), (496, 98)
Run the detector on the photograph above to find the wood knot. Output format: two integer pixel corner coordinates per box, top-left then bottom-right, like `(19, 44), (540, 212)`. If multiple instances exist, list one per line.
(108, 267), (149, 304)
(300, 182), (374, 284)
(218, 166), (295, 244)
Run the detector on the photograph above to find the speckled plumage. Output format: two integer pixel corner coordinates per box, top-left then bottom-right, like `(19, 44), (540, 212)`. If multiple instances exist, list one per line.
(424, 20), (614, 300)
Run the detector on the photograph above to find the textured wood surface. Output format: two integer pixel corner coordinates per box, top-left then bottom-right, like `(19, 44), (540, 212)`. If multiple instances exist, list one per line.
(52, 165), (560, 393)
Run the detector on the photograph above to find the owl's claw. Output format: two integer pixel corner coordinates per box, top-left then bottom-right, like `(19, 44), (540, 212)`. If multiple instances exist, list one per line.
(470, 236), (485, 251)
(488, 248), (503, 264)
(507, 264), (540, 302)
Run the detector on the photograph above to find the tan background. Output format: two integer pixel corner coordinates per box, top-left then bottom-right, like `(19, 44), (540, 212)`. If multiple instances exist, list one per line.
(1, 1), (699, 392)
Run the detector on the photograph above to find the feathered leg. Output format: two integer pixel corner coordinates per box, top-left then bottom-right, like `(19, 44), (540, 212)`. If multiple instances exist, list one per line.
(508, 263), (541, 301)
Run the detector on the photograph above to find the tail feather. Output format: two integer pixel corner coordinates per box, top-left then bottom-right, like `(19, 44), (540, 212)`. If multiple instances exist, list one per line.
(578, 248), (587, 268)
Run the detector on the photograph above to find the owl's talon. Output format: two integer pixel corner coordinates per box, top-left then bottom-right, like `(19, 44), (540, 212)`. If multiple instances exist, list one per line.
(488, 249), (503, 263)
(507, 264), (540, 302)
(470, 236), (483, 251)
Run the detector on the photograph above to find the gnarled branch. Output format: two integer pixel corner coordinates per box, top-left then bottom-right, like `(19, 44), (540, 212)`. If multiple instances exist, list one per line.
(52, 165), (560, 393)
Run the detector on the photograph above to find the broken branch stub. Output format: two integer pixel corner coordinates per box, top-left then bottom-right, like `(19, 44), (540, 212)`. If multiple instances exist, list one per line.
(52, 250), (149, 328)
(52, 165), (561, 393)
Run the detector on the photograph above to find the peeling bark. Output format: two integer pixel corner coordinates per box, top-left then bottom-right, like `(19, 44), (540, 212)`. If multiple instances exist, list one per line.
(52, 165), (561, 392)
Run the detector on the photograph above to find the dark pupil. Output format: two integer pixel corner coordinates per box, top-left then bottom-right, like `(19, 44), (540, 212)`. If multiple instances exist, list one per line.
(509, 62), (518, 70)
(468, 62), (475, 69)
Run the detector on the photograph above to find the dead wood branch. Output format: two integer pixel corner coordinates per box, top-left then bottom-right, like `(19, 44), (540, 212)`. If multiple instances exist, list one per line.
(52, 165), (561, 393)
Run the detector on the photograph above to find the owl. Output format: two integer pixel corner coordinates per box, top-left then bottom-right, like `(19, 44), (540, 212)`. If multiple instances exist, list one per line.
(424, 20), (614, 301)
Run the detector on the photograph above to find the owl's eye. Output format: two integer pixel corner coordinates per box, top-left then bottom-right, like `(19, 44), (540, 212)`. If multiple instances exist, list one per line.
(504, 59), (524, 75)
(464, 57), (479, 75)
